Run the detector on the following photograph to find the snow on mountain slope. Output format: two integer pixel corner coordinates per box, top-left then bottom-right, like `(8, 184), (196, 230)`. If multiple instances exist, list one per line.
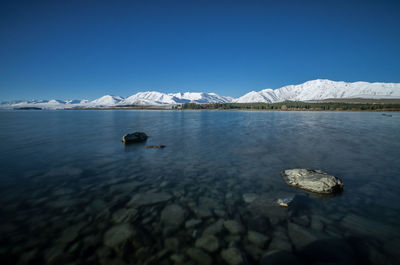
(235, 89), (279, 103)
(119, 91), (233, 105)
(120, 92), (177, 105)
(2, 80), (399, 108)
(6, 99), (68, 109)
(0, 99), (91, 109)
(235, 79), (400, 103)
(90, 95), (124, 106)
(0, 91), (232, 109)
(170, 92), (233, 103)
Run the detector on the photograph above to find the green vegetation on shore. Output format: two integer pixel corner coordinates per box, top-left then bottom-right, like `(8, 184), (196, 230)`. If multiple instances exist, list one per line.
(181, 101), (400, 111)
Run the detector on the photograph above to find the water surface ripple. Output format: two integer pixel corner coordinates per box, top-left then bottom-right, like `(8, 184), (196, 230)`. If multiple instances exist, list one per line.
(0, 110), (399, 265)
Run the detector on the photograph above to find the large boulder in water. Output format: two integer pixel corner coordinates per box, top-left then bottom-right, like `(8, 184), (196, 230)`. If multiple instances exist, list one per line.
(122, 132), (148, 143)
(281, 169), (343, 194)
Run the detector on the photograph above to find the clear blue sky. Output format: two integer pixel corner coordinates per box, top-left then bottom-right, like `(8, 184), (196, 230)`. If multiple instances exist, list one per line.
(1, 0), (400, 100)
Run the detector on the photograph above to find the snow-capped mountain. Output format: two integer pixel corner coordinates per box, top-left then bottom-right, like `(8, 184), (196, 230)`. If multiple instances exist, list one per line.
(120, 92), (177, 105)
(235, 79), (400, 103)
(89, 95), (124, 106)
(235, 89), (279, 103)
(120, 91), (233, 105)
(170, 92), (233, 104)
(0, 99), (90, 109)
(1, 79), (400, 109)
(0, 91), (233, 109)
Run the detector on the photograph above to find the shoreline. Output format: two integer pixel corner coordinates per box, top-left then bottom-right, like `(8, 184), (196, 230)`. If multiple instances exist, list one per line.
(4, 107), (400, 112)
(4, 100), (400, 112)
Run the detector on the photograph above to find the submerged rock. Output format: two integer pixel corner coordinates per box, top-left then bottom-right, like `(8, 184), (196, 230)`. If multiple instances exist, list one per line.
(195, 235), (220, 253)
(161, 204), (186, 228)
(112, 208), (138, 223)
(247, 215), (271, 234)
(122, 132), (148, 143)
(298, 239), (357, 265)
(260, 250), (301, 265)
(56, 222), (86, 244)
(103, 224), (135, 253)
(224, 220), (245, 235)
(192, 206), (213, 219)
(281, 169), (343, 194)
(170, 253), (185, 264)
(221, 248), (245, 265)
(127, 192), (172, 208)
(164, 237), (180, 251)
(247, 196), (288, 226)
(288, 222), (326, 250)
(185, 219), (202, 229)
(203, 219), (225, 236)
(243, 193), (259, 204)
(244, 245), (264, 262)
(247, 230), (269, 248)
(340, 213), (397, 238)
(186, 248), (213, 265)
(268, 227), (292, 252)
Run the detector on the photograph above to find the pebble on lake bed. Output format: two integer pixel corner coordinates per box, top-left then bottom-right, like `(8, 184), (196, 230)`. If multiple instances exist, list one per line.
(277, 198), (293, 207)
(281, 169), (344, 194)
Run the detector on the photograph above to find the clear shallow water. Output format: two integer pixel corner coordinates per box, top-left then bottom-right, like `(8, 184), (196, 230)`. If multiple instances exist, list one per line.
(0, 110), (399, 265)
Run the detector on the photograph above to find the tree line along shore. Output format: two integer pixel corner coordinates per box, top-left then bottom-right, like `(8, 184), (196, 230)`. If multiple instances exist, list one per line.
(12, 100), (400, 111)
(180, 101), (400, 111)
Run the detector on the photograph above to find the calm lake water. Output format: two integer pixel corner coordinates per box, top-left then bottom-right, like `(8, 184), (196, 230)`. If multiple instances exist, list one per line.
(0, 110), (399, 265)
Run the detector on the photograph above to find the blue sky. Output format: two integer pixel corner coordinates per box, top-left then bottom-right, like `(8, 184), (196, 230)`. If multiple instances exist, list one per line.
(1, 0), (400, 100)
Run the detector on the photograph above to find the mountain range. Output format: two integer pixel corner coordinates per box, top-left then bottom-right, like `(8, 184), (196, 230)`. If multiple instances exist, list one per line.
(1, 79), (400, 109)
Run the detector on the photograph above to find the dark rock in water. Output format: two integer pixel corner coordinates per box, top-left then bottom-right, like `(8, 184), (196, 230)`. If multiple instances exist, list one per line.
(164, 237), (180, 251)
(203, 219), (225, 236)
(382, 113), (392, 117)
(268, 227), (292, 252)
(247, 196), (288, 226)
(281, 169), (344, 194)
(298, 238), (357, 265)
(145, 145), (166, 149)
(186, 248), (213, 265)
(288, 222), (328, 250)
(103, 224), (136, 255)
(193, 206), (213, 219)
(195, 235), (220, 253)
(247, 230), (269, 248)
(247, 215), (271, 234)
(260, 250), (303, 265)
(185, 219), (202, 229)
(127, 192), (172, 208)
(160, 204), (186, 228)
(112, 208), (138, 223)
(244, 245), (264, 262)
(221, 248), (246, 265)
(243, 193), (259, 203)
(122, 132), (148, 143)
(224, 220), (245, 235)
(291, 215), (310, 227)
(340, 213), (397, 239)
(134, 247), (152, 262)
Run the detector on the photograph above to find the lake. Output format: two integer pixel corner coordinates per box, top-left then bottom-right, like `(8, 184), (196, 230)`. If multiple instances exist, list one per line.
(0, 110), (399, 265)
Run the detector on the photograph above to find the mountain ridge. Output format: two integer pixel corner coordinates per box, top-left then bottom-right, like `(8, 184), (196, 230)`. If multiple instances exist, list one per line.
(2, 79), (400, 109)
